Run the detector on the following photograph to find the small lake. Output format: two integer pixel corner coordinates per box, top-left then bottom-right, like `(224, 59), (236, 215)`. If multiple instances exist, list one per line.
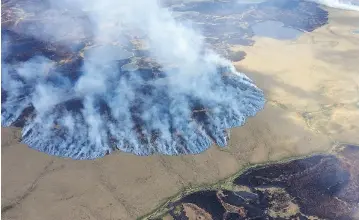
(251, 20), (303, 40)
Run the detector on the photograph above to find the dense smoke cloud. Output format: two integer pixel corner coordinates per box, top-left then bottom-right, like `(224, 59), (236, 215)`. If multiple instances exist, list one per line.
(2, 0), (265, 159)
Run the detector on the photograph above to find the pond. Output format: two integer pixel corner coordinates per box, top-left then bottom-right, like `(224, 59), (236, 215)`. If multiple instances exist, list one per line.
(251, 20), (303, 40)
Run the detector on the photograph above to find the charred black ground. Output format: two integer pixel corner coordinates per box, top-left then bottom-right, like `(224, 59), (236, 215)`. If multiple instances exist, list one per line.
(1, 0), (328, 159)
(145, 144), (359, 220)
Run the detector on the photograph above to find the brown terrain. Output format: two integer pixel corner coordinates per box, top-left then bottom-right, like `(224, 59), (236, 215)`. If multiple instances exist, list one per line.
(2, 6), (359, 220)
(145, 144), (359, 219)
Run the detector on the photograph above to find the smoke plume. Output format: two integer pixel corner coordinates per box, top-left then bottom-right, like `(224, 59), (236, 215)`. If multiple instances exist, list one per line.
(2, 0), (265, 159)
(308, 0), (359, 11)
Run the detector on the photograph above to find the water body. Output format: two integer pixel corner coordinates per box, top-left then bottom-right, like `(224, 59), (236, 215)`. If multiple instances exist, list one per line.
(251, 20), (303, 40)
(173, 0), (328, 47)
(353, 29), (359, 34)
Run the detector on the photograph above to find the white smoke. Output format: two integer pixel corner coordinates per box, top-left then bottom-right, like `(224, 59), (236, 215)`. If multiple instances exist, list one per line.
(308, 0), (359, 11)
(2, 0), (265, 159)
